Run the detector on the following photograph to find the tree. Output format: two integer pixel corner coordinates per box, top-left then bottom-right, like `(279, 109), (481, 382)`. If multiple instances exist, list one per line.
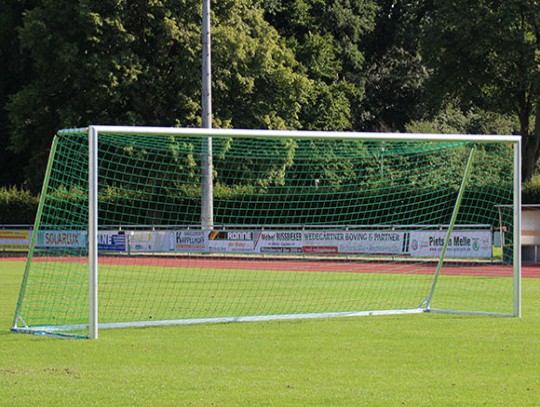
(362, 46), (428, 131)
(0, 0), (38, 186)
(361, 0), (432, 131)
(421, 0), (540, 180)
(261, 0), (378, 129)
(364, 0), (433, 56)
(6, 0), (318, 191)
(8, 0), (204, 190)
(211, 2), (312, 130)
(406, 103), (519, 136)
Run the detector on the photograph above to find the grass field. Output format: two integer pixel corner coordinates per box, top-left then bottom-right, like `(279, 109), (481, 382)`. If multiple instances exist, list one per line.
(2, 259), (540, 406)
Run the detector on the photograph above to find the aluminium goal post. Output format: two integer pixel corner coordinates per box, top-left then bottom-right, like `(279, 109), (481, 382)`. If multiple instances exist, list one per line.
(12, 126), (521, 339)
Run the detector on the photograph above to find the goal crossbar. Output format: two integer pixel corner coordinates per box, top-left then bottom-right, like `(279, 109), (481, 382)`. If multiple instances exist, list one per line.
(59, 126), (521, 144)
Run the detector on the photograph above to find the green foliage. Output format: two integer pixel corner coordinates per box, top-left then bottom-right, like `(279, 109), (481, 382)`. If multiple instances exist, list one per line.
(420, 0), (540, 179)
(3, 0), (330, 192)
(262, 0), (378, 129)
(2, 0), (539, 191)
(0, 187), (38, 224)
(364, 0), (430, 56)
(362, 46), (428, 131)
(302, 82), (354, 130)
(0, 0), (34, 187)
(35, 183), (486, 227)
(212, 3), (312, 129)
(297, 32), (341, 82)
(360, 1), (434, 132)
(406, 103), (520, 136)
(215, 138), (298, 188)
(523, 175), (540, 204)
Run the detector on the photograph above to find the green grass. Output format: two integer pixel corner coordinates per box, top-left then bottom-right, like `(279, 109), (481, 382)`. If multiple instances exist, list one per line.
(2, 260), (540, 405)
(15, 259), (515, 333)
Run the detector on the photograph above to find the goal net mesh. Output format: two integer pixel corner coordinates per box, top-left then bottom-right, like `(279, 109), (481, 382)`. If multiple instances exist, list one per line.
(12, 129), (517, 337)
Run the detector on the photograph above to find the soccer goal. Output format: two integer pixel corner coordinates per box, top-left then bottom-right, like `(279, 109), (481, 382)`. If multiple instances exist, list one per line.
(12, 126), (521, 338)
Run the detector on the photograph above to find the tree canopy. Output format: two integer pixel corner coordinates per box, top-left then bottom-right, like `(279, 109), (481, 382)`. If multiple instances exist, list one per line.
(0, 0), (539, 192)
(421, 0), (540, 179)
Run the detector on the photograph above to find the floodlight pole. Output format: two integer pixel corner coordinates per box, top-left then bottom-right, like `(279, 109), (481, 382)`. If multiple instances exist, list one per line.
(201, 0), (214, 230)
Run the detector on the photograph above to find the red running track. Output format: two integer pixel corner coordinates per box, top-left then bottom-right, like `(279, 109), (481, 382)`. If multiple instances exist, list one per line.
(6, 255), (539, 278)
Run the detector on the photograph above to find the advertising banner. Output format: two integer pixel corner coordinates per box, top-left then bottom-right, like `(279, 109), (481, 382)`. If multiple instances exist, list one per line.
(98, 231), (126, 252)
(174, 230), (207, 252)
(129, 231), (175, 252)
(36, 230), (86, 248)
(409, 230), (492, 258)
(207, 230), (254, 253)
(254, 230), (303, 254)
(0, 230), (30, 251)
(23, 227), (489, 258)
(252, 229), (408, 255)
(303, 230), (407, 255)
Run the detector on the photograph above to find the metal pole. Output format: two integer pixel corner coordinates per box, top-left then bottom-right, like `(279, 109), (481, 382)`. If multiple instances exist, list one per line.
(380, 142), (385, 177)
(425, 145), (476, 310)
(513, 139), (522, 317)
(88, 126), (521, 144)
(201, 0), (214, 230)
(202, 0), (212, 129)
(88, 126), (98, 339)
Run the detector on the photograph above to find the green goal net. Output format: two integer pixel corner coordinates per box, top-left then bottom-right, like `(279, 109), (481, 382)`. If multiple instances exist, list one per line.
(12, 127), (521, 338)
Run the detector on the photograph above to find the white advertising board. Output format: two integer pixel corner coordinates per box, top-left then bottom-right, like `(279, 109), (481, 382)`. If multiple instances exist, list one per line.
(254, 230), (303, 254)
(130, 231), (175, 252)
(207, 230), (254, 253)
(302, 230), (407, 255)
(36, 231), (86, 248)
(105, 227), (493, 259)
(252, 230), (407, 255)
(174, 230), (207, 252)
(409, 230), (492, 258)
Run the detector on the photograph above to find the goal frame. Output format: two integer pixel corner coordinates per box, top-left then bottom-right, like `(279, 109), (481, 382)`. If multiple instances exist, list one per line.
(86, 126), (521, 339)
(15, 126), (523, 339)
